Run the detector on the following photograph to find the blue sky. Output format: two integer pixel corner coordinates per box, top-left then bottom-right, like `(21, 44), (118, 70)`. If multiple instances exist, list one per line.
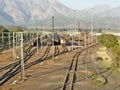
(58, 0), (120, 10)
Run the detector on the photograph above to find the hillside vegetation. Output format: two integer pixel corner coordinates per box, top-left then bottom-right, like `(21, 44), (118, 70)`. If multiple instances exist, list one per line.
(98, 34), (120, 70)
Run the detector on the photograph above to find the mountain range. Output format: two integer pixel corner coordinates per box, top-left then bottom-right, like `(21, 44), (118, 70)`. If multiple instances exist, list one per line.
(0, 0), (120, 29)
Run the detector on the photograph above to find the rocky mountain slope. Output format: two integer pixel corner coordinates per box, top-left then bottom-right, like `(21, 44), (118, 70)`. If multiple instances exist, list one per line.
(0, 0), (120, 29)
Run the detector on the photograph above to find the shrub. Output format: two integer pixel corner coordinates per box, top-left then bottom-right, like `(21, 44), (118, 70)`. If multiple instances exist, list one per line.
(98, 34), (118, 48)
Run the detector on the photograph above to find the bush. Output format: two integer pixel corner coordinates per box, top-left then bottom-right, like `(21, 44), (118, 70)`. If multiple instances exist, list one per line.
(98, 34), (118, 48)
(112, 44), (120, 67)
(90, 72), (107, 86)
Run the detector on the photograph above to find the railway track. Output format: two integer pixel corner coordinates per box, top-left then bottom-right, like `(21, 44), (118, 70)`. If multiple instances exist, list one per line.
(0, 46), (51, 85)
(62, 43), (99, 90)
(0, 45), (69, 86)
(0, 45), (39, 85)
(87, 51), (120, 90)
(62, 49), (83, 90)
(0, 45), (33, 72)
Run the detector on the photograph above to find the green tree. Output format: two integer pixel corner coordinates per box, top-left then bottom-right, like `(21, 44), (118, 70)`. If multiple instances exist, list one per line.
(98, 34), (118, 48)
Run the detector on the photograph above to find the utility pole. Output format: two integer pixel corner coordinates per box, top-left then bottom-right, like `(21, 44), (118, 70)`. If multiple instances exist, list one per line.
(36, 20), (39, 55)
(2, 28), (4, 45)
(84, 32), (87, 49)
(52, 16), (55, 60)
(13, 33), (16, 61)
(79, 33), (81, 47)
(37, 32), (39, 55)
(41, 22), (43, 49)
(72, 35), (74, 51)
(74, 22), (77, 49)
(8, 32), (11, 48)
(20, 32), (25, 80)
(84, 32), (88, 79)
(85, 50), (88, 80)
(91, 8), (94, 44)
(78, 22), (81, 46)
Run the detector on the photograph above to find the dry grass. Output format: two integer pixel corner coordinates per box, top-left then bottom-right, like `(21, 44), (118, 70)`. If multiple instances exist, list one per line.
(96, 46), (112, 61)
